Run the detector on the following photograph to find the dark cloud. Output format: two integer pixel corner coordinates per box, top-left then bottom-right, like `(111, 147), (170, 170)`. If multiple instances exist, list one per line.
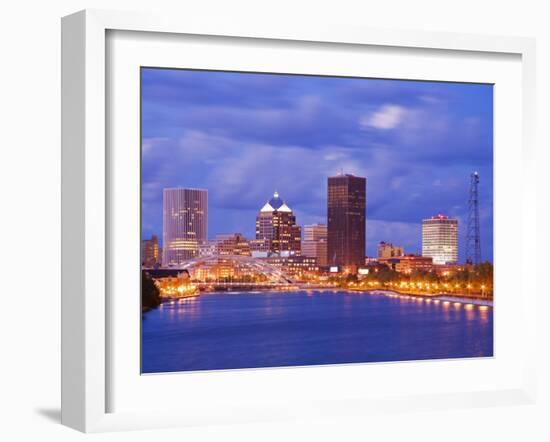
(141, 68), (493, 261)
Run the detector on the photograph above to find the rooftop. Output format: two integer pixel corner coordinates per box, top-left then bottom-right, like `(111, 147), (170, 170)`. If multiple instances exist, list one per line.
(260, 191), (292, 213)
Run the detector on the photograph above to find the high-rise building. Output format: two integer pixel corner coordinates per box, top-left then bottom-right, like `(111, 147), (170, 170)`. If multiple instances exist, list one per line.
(162, 188), (208, 266)
(422, 214), (458, 265)
(255, 191), (301, 257)
(141, 234), (160, 268)
(377, 241), (404, 259)
(302, 224), (328, 267)
(327, 174), (366, 272)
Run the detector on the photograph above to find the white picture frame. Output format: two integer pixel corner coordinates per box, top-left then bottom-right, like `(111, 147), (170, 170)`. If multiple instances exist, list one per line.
(61, 9), (537, 433)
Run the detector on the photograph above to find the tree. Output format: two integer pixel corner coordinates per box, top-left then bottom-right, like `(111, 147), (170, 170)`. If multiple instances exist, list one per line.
(376, 266), (399, 283)
(474, 262), (493, 282)
(142, 271), (161, 312)
(346, 273), (358, 283)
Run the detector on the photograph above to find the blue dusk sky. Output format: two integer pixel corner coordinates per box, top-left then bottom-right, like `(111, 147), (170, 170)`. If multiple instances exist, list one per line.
(141, 68), (493, 262)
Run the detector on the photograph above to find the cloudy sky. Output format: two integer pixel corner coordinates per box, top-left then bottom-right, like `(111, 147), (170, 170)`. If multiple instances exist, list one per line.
(141, 68), (493, 262)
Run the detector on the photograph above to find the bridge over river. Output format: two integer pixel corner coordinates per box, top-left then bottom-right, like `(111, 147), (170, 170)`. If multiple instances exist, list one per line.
(146, 254), (337, 292)
(193, 281), (334, 291)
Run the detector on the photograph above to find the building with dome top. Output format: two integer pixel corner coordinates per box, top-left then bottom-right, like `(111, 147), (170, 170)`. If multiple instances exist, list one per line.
(255, 191), (302, 257)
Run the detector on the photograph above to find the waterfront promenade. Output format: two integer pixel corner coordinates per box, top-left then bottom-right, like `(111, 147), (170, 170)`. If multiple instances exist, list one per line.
(157, 280), (494, 307)
(348, 287), (493, 306)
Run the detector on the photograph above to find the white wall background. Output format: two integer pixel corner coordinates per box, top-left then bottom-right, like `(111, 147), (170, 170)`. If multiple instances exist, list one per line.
(0, 1), (548, 441)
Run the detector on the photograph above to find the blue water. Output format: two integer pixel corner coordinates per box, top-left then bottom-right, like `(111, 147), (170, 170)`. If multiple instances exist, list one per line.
(141, 290), (493, 373)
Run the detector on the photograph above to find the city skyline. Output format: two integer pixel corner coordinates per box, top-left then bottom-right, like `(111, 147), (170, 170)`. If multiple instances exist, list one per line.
(152, 184), (465, 266)
(142, 68), (493, 261)
(152, 179), (483, 263)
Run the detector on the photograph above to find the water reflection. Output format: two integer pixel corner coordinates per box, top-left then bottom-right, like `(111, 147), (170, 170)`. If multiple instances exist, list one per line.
(464, 304), (475, 321)
(142, 290), (494, 373)
(479, 305), (489, 323)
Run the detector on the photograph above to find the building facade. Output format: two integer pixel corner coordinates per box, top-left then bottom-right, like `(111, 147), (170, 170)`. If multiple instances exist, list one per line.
(266, 255), (319, 279)
(198, 240), (217, 257)
(215, 233), (251, 256)
(141, 234), (160, 268)
(327, 174), (366, 272)
(302, 224), (328, 267)
(422, 214), (458, 265)
(249, 238), (271, 258)
(303, 223), (328, 242)
(379, 255), (433, 273)
(162, 188), (208, 266)
(255, 191), (301, 256)
(377, 241), (404, 259)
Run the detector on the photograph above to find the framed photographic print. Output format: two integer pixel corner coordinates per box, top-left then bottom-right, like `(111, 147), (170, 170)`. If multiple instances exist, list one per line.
(61, 9), (538, 432)
(140, 68), (494, 374)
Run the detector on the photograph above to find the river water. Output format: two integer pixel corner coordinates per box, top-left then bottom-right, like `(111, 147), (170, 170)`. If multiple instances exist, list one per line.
(142, 290), (493, 373)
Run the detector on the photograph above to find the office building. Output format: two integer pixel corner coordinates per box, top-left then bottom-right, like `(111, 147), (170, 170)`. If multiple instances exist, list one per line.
(377, 241), (404, 259)
(327, 174), (366, 272)
(249, 238), (271, 258)
(302, 224), (328, 267)
(198, 240), (217, 257)
(378, 255), (433, 274)
(304, 223), (328, 242)
(215, 233), (251, 256)
(141, 234), (160, 268)
(266, 255), (319, 279)
(422, 214), (458, 265)
(162, 188), (208, 266)
(255, 191), (301, 256)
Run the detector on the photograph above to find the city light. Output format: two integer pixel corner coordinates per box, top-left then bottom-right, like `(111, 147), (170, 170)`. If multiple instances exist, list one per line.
(147, 182), (492, 302)
(138, 71), (495, 376)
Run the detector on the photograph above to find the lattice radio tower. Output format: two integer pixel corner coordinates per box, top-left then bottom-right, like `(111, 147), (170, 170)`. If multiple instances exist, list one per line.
(466, 171), (481, 265)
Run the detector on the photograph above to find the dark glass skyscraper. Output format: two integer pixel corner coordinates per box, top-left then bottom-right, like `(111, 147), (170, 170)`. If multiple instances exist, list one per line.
(327, 174), (366, 272)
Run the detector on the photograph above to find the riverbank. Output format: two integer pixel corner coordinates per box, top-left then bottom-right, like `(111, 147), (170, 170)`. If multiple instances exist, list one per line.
(170, 286), (494, 307)
(435, 295), (493, 307)
(364, 289), (493, 307)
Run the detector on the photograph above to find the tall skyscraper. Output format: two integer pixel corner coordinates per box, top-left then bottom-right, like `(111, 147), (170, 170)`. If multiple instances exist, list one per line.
(327, 174), (366, 272)
(255, 191), (301, 257)
(422, 214), (458, 265)
(162, 188), (208, 266)
(302, 224), (328, 267)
